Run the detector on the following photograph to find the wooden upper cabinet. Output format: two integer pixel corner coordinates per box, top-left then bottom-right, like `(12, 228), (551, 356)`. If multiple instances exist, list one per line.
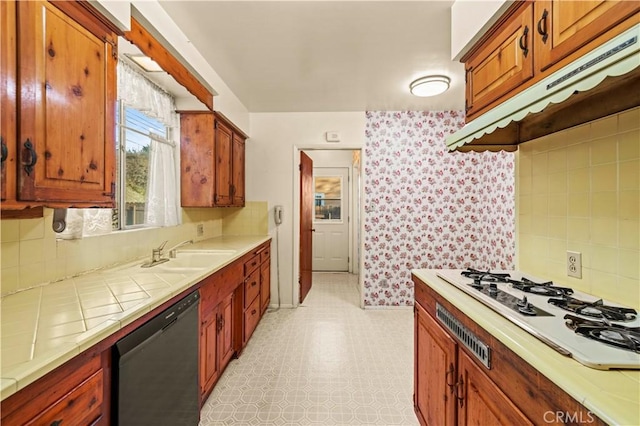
(0, 0), (17, 204)
(214, 120), (233, 206)
(179, 111), (248, 207)
(534, 0), (640, 72)
(16, 0), (117, 207)
(462, 0), (639, 123)
(464, 2), (534, 119)
(231, 134), (245, 206)
(180, 112), (215, 207)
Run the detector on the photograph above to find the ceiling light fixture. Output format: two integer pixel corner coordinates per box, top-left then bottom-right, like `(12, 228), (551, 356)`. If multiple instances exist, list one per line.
(409, 75), (451, 97)
(126, 54), (164, 73)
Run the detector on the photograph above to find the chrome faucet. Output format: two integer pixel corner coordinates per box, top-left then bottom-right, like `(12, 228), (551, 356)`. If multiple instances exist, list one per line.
(142, 240), (170, 268)
(152, 240), (168, 263)
(167, 240), (194, 258)
(141, 239), (194, 268)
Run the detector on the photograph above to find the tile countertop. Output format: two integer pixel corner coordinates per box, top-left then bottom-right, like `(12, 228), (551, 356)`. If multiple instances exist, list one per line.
(412, 269), (640, 426)
(0, 235), (271, 401)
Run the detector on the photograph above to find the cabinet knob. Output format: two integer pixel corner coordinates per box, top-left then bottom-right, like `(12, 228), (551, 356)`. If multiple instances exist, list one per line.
(537, 9), (549, 43)
(251, 309), (257, 315)
(50, 420), (63, 426)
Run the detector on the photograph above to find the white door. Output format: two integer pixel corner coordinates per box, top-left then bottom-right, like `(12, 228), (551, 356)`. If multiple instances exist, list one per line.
(312, 167), (349, 271)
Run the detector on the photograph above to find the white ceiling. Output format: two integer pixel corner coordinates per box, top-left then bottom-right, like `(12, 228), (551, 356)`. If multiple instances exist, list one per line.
(158, 1), (465, 113)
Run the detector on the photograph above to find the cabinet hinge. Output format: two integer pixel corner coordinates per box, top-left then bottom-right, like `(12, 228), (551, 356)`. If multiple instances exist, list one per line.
(103, 36), (118, 60)
(103, 182), (116, 199)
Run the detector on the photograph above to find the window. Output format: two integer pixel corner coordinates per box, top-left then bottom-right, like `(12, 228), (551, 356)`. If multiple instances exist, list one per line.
(314, 176), (342, 221)
(114, 102), (171, 229)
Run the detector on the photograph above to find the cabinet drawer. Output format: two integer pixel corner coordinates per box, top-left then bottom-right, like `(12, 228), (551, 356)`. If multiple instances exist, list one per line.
(260, 245), (270, 264)
(244, 254), (260, 276)
(244, 296), (260, 343)
(26, 369), (103, 426)
(244, 268), (260, 308)
(199, 276), (218, 315)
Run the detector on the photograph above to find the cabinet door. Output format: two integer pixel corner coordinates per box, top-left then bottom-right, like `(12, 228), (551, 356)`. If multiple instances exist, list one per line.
(199, 310), (219, 398)
(534, 0), (639, 72)
(465, 2), (534, 119)
(214, 120), (232, 206)
(218, 293), (234, 370)
(414, 303), (457, 426)
(17, 0), (116, 206)
(24, 370), (103, 426)
(260, 260), (270, 316)
(180, 113), (215, 207)
(0, 0), (16, 203)
(231, 134), (245, 206)
(456, 350), (532, 426)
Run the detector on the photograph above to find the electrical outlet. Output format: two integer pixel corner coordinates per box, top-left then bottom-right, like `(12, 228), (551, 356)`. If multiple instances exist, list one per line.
(567, 251), (582, 278)
(197, 224), (204, 237)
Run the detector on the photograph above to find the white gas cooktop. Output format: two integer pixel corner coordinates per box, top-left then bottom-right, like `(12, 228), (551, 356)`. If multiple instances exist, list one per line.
(436, 269), (640, 370)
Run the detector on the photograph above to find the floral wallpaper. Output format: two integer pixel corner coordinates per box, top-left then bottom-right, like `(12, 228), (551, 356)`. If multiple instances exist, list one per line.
(363, 111), (515, 307)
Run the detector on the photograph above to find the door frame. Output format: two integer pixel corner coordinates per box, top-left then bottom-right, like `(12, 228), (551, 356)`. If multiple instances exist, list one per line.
(292, 145), (365, 308)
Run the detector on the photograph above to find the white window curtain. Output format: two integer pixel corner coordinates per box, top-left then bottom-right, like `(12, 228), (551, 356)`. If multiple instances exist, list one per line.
(145, 136), (179, 227)
(60, 59), (179, 239)
(118, 59), (179, 228)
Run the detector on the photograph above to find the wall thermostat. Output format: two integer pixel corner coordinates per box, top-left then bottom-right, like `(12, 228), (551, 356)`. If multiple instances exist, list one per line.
(325, 131), (340, 142)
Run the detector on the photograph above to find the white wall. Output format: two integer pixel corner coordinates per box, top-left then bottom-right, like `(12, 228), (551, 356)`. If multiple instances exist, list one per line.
(451, 0), (510, 60)
(247, 113), (366, 307)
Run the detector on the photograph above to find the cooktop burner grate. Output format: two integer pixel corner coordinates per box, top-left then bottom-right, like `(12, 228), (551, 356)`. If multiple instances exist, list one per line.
(565, 314), (640, 353)
(549, 296), (637, 322)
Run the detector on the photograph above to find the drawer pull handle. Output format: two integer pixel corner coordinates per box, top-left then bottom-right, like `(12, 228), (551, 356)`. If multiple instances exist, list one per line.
(23, 139), (37, 176)
(455, 376), (465, 407)
(537, 9), (548, 43)
(519, 26), (529, 57)
(445, 363), (455, 394)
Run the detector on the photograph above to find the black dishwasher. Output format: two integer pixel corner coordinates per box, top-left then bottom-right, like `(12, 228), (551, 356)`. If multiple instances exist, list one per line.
(113, 290), (200, 426)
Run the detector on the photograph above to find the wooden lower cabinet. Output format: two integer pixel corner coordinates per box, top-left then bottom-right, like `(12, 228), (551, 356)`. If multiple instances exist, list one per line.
(414, 302), (457, 426)
(1, 350), (109, 426)
(260, 259), (271, 315)
(413, 275), (607, 426)
(415, 302), (528, 426)
(456, 350), (532, 426)
(0, 240), (272, 421)
(199, 292), (234, 403)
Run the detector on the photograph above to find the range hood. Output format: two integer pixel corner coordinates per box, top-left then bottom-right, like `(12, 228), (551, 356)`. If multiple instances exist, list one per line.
(447, 24), (640, 152)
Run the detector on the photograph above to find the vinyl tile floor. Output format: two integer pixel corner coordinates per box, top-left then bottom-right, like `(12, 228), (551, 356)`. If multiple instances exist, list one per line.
(199, 272), (418, 426)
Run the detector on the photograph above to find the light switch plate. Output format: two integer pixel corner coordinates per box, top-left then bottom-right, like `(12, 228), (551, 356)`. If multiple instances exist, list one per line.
(567, 251), (582, 278)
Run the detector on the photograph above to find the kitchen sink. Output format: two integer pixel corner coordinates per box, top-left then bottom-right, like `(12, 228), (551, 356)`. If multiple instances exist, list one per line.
(149, 250), (237, 273)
